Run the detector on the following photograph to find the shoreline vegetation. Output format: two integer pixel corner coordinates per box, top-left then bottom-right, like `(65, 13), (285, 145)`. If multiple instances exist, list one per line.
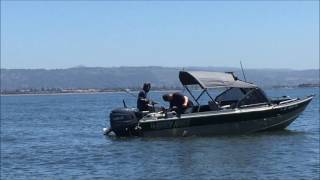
(0, 86), (182, 96)
(2, 67), (318, 96)
(1, 83), (319, 96)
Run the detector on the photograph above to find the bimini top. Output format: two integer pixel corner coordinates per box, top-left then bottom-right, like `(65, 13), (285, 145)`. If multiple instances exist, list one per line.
(179, 71), (257, 89)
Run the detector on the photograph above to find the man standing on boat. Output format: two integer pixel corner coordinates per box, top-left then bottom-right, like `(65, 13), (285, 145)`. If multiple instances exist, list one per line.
(162, 92), (193, 116)
(137, 83), (152, 111)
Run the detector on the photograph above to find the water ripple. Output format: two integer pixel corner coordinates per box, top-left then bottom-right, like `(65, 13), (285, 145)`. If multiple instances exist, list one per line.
(1, 88), (319, 179)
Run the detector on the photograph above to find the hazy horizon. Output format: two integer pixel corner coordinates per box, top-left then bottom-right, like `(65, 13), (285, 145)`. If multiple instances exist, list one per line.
(1, 65), (319, 71)
(2, 63), (319, 71)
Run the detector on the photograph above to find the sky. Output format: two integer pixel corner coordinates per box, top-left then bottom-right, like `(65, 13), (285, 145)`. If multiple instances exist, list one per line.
(1, 1), (319, 69)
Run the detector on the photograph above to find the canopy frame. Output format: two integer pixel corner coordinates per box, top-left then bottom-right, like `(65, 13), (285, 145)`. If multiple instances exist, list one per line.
(179, 71), (257, 111)
(184, 85), (216, 112)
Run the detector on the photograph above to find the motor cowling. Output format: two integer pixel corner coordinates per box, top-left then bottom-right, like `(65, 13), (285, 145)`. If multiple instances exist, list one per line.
(109, 108), (141, 136)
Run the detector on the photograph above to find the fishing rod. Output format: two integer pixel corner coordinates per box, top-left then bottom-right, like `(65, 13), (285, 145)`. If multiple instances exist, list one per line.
(240, 61), (247, 82)
(122, 88), (159, 105)
(123, 88), (138, 98)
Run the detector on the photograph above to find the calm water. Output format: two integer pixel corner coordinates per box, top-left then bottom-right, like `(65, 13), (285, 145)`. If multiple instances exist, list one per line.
(1, 88), (319, 179)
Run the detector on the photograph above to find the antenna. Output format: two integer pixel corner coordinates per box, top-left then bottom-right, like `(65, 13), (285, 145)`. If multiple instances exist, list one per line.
(240, 61), (247, 82)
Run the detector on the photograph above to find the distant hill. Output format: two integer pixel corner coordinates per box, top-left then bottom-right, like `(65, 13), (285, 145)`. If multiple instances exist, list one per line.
(1, 66), (319, 91)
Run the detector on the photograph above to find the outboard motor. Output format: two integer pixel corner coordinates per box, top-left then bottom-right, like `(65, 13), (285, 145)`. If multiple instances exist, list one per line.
(109, 108), (141, 136)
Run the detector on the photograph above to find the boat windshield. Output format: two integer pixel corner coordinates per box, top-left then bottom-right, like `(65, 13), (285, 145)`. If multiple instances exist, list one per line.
(237, 88), (269, 107)
(215, 88), (249, 106)
(215, 87), (269, 108)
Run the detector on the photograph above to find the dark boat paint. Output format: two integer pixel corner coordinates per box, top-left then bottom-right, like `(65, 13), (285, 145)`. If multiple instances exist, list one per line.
(106, 70), (315, 137)
(138, 96), (313, 137)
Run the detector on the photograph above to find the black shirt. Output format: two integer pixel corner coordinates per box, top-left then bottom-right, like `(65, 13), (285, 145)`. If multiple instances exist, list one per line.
(137, 90), (148, 111)
(169, 92), (193, 109)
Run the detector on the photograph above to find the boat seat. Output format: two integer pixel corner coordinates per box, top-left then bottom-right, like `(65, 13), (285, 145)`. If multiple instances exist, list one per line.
(208, 101), (221, 111)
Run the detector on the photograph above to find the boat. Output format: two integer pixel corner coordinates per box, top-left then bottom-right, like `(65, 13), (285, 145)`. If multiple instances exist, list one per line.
(104, 71), (314, 137)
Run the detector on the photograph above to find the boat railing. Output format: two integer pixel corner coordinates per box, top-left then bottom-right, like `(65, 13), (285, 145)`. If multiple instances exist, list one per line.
(279, 98), (298, 105)
(239, 102), (269, 108)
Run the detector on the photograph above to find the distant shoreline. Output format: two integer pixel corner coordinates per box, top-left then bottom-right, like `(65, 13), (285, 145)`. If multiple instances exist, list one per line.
(0, 91), (121, 96)
(2, 67), (318, 96)
(0, 89), (182, 96)
(1, 85), (318, 96)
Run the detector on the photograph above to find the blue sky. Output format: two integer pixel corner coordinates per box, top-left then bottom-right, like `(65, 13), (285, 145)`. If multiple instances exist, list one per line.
(1, 1), (319, 69)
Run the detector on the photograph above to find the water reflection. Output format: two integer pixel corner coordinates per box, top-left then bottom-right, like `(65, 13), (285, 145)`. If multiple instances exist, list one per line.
(104, 126), (317, 179)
